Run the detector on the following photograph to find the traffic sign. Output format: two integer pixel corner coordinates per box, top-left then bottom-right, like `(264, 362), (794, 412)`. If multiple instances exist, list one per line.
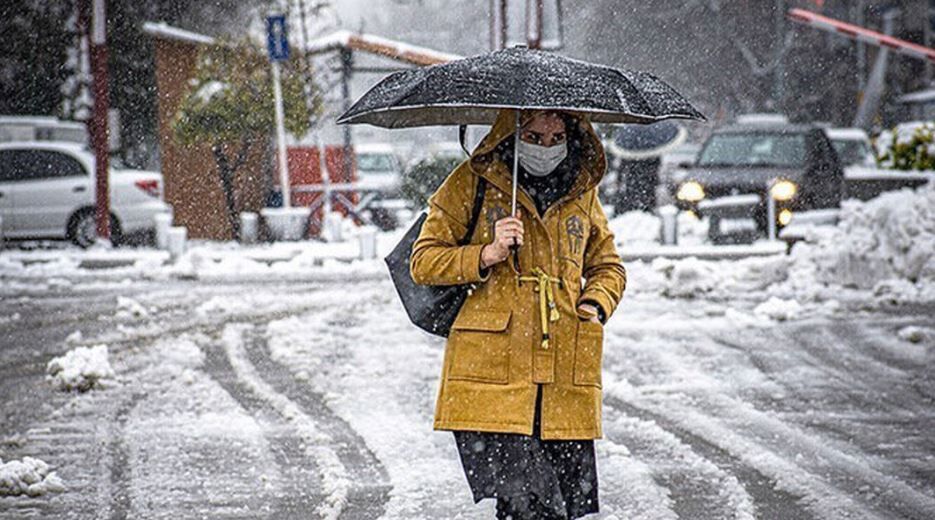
(267, 15), (289, 61)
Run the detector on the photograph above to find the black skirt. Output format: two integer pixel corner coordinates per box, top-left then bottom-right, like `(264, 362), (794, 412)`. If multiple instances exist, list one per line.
(452, 384), (599, 519)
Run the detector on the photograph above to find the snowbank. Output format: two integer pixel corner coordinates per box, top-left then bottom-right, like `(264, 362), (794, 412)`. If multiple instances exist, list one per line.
(46, 344), (116, 392)
(632, 182), (935, 310)
(753, 297), (803, 321)
(786, 183), (935, 292)
(609, 211), (661, 245)
(608, 210), (709, 247)
(0, 456), (65, 496)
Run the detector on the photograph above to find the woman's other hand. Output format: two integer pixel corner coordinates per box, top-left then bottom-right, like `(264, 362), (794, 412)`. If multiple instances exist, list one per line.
(480, 209), (523, 268)
(577, 302), (601, 324)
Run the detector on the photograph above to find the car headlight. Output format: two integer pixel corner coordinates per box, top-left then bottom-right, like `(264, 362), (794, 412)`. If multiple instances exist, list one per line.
(769, 180), (797, 201)
(676, 181), (705, 202)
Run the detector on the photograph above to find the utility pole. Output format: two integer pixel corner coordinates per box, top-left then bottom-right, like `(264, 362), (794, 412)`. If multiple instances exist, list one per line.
(490, 0), (508, 50)
(526, 0), (544, 49)
(340, 48), (353, 195)
(87, 0), (111, 243)
(856, 0), (867, 92)
(772, 0), (785, 110)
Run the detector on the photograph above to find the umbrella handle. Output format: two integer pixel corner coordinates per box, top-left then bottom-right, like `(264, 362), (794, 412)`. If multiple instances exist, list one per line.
(510, 240), (520, 272)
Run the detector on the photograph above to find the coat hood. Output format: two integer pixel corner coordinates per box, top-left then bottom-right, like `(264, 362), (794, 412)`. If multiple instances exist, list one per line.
(468, 108), (608, 201)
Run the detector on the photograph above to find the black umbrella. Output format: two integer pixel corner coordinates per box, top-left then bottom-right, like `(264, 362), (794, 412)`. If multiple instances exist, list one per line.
(607, 121), (688, 160)
(337, 46), (704, 215)
(337, 46), (704, 128)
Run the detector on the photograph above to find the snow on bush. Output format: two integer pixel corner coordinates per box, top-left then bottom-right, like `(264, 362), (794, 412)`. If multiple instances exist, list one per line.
(787, 183), (935, 292)
(46, 344), (116, 392)
(875, 121), (935, 170)
(0, 456), (65, 497)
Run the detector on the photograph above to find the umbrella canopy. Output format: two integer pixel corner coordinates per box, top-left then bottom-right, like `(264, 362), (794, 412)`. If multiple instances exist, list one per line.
(336, 46), (705, 128)
(607, 121), (688, 160)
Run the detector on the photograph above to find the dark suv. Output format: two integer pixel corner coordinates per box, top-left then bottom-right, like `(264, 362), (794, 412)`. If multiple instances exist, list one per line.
(672, 122), (844, 243)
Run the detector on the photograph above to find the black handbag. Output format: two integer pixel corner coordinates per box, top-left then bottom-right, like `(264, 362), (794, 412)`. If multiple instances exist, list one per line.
(384, 176), (487, 337)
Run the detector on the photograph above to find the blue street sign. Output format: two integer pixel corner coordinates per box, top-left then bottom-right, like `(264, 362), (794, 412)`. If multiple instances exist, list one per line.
(267, 15), (289, 61)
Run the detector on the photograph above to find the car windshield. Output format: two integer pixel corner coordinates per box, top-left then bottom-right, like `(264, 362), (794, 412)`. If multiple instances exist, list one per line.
(697, 133), (806, 167)
(831, 139), (871, 166)
(357, 153), (396, 172)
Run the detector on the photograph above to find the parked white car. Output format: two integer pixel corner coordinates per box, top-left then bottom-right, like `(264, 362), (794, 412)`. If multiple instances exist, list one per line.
(0, 142), (171, 247)
(354, 143), (403, 195)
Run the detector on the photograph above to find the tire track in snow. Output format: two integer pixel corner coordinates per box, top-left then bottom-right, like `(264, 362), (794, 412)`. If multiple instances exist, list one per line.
(601, 405), (755, 520)
(241, 324), (391, 520)
(201, 330), (327, 518)
(712, 322), (935, 519)
(107, 391), (146, 520)
(602, 393), (816, 519)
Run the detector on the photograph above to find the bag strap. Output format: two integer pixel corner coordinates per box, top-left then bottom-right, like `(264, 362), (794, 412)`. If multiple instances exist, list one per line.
(457, 175), (487, 246)
(458, 125), (470, 156)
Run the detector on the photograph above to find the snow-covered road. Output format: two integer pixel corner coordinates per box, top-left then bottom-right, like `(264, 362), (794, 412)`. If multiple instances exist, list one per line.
(1, 274), (933, 519)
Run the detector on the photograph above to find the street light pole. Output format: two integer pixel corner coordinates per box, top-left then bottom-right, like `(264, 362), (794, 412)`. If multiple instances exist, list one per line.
(772, 0), (785, 110)
(88, 0), (111, 242)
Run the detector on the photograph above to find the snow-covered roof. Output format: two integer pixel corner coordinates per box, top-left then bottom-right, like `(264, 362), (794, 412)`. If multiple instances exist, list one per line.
(305, 30), (461, 66)
(898, 88), (935, 104)
(824, 128), (869, 141)
(142, 22), (215, 45)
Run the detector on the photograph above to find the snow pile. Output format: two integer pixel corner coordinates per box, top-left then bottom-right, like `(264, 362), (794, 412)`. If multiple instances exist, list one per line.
(608, 210), (710, 246)
(0, 456), (65, 496)
(115, 296), (149, 319)
(644, 254), (790, 300)
(786, 184), (935, 294)
(609, 211), (661, 245)
(897, 326), (928, 344)
(641, 183), (935, 308)
(46, 344), (116, 392)
(659, 257), (717, 297)
(753, 297), (803, 321)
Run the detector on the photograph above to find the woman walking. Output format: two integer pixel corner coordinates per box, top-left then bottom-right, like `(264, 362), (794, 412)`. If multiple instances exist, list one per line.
(410, 107), (627, 519)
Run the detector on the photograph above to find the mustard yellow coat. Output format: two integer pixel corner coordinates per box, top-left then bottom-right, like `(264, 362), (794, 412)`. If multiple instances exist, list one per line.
(410, 108), (627, 440)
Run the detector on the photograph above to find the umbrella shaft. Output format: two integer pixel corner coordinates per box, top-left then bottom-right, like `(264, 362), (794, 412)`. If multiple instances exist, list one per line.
(511, 110), (520, 216)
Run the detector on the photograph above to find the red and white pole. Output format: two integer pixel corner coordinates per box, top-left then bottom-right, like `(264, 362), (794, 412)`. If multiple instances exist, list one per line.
(788, 8), (935, 63)
(88, 0), (111, 242)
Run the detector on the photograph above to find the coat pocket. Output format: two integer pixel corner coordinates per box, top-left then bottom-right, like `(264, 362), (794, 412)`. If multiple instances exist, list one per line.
(447, 310), (512, 384)
(573, 319), (603, 388)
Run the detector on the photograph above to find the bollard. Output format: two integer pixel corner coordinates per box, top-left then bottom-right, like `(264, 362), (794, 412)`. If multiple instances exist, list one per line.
(167, 226), (187, 260)
(767, 196), (777, 241)
(322, 212), (344, 243)
(658, 205), (679, 246)
(260, 207), (311, 242)
(357, 226), (378, 260)
(240, 212), (258, 245)
(154, 212), (172, 250)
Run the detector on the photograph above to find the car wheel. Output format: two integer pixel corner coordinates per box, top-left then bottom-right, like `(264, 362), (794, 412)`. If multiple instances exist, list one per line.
(68, 209), (122, 248)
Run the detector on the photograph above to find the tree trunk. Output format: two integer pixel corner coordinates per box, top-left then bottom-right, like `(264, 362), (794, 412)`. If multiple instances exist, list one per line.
(212, 140), (252, 240)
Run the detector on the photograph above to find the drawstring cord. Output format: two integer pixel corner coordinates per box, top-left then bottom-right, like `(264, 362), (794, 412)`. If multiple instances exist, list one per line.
(517, 267), (562, 350)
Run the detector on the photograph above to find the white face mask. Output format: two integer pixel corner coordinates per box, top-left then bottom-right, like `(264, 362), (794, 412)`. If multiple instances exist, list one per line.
(517, 139), (567, 177)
